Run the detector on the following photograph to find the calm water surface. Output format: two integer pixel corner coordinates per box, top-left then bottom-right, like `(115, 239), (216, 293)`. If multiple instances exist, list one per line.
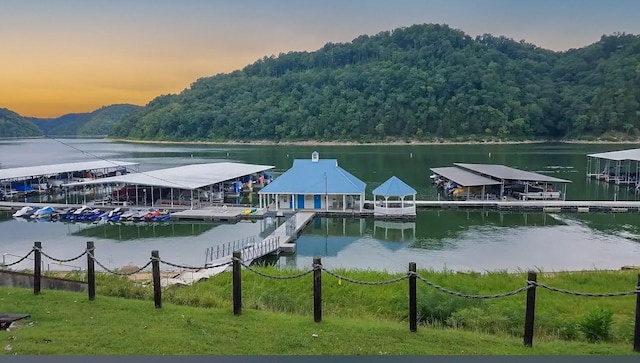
(1, 138), (640, 273)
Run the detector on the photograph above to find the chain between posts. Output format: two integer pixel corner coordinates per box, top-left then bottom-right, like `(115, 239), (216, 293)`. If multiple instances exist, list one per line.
(39, 249), (87, 263)
(86, 250), (153, 276)
(414, 273), (531, 299)
(1, 249), (35, 267)
(322, 268), (409, 285)
(235, 258), (316, 279)
(159, 259), (231, 270)
(531, 281), (639, 297)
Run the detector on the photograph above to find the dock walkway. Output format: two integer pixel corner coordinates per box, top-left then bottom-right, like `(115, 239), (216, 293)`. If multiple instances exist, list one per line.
(161, 211), (316, 287)
(169, 206), (266, 222)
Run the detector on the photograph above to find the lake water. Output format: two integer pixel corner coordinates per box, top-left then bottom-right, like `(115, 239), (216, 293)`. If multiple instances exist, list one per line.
(1, 138), (640, 273)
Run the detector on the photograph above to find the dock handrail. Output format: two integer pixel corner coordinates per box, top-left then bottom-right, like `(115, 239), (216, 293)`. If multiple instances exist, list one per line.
(46, 261), (82, 272)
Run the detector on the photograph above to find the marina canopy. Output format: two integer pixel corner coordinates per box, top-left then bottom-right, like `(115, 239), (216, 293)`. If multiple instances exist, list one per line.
(63, 162), (274, 190)
(587, 148), (640, 162)
(453, 163), (571, 184)
(430, 167), (502, 187)
(0, 160), (138, 181)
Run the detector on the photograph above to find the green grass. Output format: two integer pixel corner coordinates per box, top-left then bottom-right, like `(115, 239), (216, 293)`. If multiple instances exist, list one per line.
(85, 267), (640, 344)
(0, 286), (637, 355)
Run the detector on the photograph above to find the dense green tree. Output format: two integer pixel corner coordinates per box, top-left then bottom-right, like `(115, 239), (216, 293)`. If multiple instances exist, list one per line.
(32, 104), (140, 137)
(0, 108), (42, 138)
(100, 24), (639, 142)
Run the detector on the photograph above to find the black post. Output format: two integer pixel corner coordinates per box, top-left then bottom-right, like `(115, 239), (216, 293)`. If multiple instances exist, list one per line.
(33, 241), (42, 295)
(409, 262), (417, 332)
(633, 274), (640, 352)
(523, 271), (537, 347)
(313, 257), (322, 323)
(151, 250), (161, 309)
(232, 251), (242, 316)
(86, 241), (96, 301)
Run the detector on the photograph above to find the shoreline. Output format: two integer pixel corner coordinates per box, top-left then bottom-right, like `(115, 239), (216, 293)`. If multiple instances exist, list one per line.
(107, 137), (640, 147)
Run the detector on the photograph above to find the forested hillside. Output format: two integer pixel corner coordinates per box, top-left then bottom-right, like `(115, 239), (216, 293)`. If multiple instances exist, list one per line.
(109, 23), (640, 142)
(0, 108), (42, 138)
(33, 104), (140, 136)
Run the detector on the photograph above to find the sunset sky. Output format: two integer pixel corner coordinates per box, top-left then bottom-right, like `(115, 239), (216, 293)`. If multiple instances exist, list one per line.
(2, 0), (639, 118)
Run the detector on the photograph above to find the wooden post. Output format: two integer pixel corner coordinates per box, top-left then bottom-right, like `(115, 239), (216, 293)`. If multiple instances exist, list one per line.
(313, 257), (322, 323)
(523, 271), (537, 347)
(86, 241), (96, 301)
(232, 251), (242, 316)
(409, 262), (417, 332)
(151, 250), (161, 309)
(633, 274), (640, 352)
(33, 241), (42, 295)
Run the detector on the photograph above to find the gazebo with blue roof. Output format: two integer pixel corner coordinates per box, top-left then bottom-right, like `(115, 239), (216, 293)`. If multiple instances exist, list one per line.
(258, 151), (366, 212)
(372, 176), (417, 217)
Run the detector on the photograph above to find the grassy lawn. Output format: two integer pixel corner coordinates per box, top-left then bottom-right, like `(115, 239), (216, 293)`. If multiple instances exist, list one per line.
(0, 286), (638, 355)
(89, 267), (640, 343)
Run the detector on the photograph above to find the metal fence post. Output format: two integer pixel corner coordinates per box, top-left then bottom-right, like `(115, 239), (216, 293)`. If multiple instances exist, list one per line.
(313, 257), (322, 323)
(33, 241), (42, 295)
(523, 271), (537, 347)
(409, 262), (417, 332)
(233, 251), (242, 316)
(87, 241), (96, 301)
(151, 250), (161, 309)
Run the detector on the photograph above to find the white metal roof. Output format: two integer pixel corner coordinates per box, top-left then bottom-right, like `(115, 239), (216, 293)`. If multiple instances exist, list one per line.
(0, 160), (138, 181)
(430, 167), (503, 187)
(587, 148), (640, 162)
(63, 162), (275, 190)
(453, 163), (571, 183)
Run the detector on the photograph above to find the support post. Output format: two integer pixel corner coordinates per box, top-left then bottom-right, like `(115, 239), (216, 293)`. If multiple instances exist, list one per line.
(233, 251), (242, 316)
(633, 274), (640, 352)
(523, 271), (537, 347)
(151, 250), (161, 309)
(409, 262), (417, 332)
(33, 241), (42, 295)
(313, 257), (322, 323)
(86, 241), (96, 301)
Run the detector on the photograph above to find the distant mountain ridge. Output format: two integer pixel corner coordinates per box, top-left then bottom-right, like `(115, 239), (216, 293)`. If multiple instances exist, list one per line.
(107, 23), (640, 143)
(0, 104), (141, 138)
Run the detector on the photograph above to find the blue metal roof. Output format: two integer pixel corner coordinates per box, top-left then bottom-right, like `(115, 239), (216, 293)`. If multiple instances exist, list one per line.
(372, 176), (416, 196)
(259, 159), (366, 194)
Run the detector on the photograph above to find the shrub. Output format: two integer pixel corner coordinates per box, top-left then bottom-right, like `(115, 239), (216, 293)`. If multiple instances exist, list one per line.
(416, 288), (483, 326)
(579, 308), (614, 343)
(558, 320), (582, 341)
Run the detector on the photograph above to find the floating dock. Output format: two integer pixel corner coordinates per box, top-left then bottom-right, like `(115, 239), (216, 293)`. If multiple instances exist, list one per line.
(169, 206), (266, 222)
(160, 211), (316, 287)
(3, 199), (640, 219)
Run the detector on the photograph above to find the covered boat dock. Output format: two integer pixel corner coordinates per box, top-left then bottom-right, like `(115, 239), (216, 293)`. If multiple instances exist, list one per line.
(586, 148), (640, 187)
(0, 160), (139, 202)
(453, 163), (571, 200)
(62, 162), (275, 209)
(431, 163), (571, 201)
(430, 166), (503, 200)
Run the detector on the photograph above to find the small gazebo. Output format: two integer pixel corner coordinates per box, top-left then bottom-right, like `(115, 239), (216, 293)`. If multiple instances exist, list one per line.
(372, 176), (417, 217)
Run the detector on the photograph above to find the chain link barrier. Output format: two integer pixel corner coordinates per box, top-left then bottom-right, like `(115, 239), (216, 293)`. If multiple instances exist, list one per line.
(39, 248), (87, 263)
(5, 247), (640, 299)
(322, 268), (409, 285)
(87, 251), (153, 276)
(531, 281), (639, 297)
(160, 259), (231, 271)
(415, 274), (532, 299)
(0, 249), (35, 267)
(237, 259), (315, 280)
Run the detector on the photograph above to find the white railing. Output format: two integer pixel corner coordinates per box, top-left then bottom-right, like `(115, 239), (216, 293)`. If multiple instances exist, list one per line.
(374, 205), (416, 216)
